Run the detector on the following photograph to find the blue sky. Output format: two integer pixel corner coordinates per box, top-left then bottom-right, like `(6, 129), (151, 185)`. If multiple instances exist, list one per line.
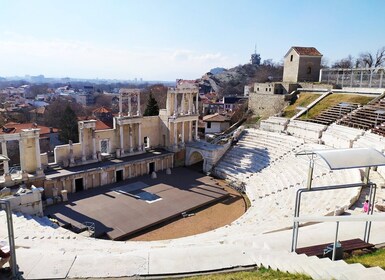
(0, 0), (384, 81)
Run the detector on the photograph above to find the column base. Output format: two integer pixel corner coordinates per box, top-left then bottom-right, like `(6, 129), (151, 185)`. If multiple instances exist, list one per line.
(4, 173), (12, 183)
(36, 168), (44, 176)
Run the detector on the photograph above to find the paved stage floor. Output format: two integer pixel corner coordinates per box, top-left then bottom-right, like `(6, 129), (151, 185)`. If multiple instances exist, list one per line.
(45, 167), (229, 240)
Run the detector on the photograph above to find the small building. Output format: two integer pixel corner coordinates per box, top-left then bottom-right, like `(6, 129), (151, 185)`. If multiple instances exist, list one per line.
(283, 46), (322, 83)
(203, 113), (231, 134)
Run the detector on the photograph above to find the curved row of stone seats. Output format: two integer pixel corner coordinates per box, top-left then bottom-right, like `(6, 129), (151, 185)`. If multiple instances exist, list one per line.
(353, 131), (385, 152)
(0, 210), (77, 241)
(259, 116), (289, 133)
(244, 151), (361, 211)
(286, 120), (327, 142)
(213, 129), (304, 182)
(322, 124), (364, 148)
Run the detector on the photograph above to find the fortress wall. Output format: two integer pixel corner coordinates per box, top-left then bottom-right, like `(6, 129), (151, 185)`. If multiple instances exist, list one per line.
(248, 93), (288, 119)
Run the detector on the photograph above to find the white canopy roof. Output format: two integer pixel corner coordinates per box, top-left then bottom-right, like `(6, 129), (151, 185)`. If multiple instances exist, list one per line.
(300, 148), (385, 170)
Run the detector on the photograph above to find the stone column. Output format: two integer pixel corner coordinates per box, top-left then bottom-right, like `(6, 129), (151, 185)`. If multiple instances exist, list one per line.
(138, 123), (142, 151)
(181, 93), (185, 115)
(1, 141), (9, 174)
(188, 121), (192, 142)
(119, 95), (123, 116)
(129, 125), (133, 153)
(119, 124), (124, 154)
(195, 93), (199, 114)
(128, 95), (132, 116)
(35, 135), (42, 170)
(137, 93), (141, 116)
(188, 92), (192, 114)
(181, 121), (185, 144)
(195, 120), (198, 140)
(92, 130), (97, 160)
(174, 92), (178, 116)
(81, 128), (86, 161)
(19, 138), (25, 172)
(173, 122), (178, 147)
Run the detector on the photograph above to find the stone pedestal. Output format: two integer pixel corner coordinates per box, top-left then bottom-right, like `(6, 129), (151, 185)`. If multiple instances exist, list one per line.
(36, 168), (44, 176)
(61, 190), (68, 202)
(4, 173), (12, 185)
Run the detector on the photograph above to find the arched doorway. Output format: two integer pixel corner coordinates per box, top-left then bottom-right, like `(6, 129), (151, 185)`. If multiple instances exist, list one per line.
(188, 151), (204, 172)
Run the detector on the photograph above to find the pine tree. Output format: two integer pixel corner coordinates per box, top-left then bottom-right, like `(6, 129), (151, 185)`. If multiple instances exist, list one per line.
(59, 105), (79, 143)
(143, 93), (160, 116)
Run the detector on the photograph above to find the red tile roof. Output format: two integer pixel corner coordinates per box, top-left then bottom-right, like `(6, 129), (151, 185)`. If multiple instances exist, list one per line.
(93, 106), (111, 114)
(0, 123), (58, 135)
(95, 120), (113, 130)
(203, 113), (230, 122)
(291, 47), (322, 56)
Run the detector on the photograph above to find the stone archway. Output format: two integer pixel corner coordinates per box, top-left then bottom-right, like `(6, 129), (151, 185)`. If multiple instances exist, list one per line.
(187, 151), (204, 172)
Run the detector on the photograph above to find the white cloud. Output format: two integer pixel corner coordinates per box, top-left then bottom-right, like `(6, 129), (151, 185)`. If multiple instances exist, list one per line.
(0, 35), (237, 80)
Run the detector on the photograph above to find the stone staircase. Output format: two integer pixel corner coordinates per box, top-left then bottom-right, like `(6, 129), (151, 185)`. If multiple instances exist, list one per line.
(0, 210), (78, 241)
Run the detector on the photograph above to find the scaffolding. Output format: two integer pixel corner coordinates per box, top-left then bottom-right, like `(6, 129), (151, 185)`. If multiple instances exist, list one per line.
(320, 67), (385, 88)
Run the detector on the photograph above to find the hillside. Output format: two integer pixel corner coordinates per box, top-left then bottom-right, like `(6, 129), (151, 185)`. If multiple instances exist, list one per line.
(197, 63), (283, 97)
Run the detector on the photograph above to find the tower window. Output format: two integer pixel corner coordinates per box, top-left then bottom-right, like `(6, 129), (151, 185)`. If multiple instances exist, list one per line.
(307, 66), (312, 74)
(290, 55), (293, 62)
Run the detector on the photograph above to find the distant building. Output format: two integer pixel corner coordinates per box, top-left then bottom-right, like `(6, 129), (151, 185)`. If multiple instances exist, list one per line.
(203, 113), (231, 134)
(75, 93), (95, 106)
(283, 46), (322, 83)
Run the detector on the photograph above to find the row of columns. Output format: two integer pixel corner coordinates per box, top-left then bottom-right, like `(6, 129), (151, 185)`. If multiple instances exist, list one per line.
(172, 120), (199, 147)
(119, 93), (141, 117)
(119, 123), (142, 154)
(173, 92), (198, 116)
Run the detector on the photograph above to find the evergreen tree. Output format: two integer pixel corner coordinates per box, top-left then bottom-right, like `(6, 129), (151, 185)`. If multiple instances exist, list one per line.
(59, 105), (79, 143)
(143, 93), (160, 116)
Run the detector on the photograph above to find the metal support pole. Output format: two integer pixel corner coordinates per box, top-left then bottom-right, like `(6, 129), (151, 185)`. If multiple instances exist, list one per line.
(363, 167), (370, 185)
(291, 189), (302, 252)
(306, 157), (314, 190)
(1, 200), (18, 279)
(332, 221), (340, 261)
(364, 184), (376, 243)
(360, 71), (363, 88)
(369, 70), (373, 88)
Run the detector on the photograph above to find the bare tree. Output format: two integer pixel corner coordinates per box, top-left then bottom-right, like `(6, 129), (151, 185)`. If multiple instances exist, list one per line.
(357, 47), (385, 68)
(332, 55), (355, 68)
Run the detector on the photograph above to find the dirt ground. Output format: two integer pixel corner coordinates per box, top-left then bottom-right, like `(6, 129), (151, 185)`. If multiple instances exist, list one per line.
(130, 179), (247, 241)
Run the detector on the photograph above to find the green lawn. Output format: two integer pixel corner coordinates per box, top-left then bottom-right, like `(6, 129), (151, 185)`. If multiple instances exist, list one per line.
(346, 248), (385, 269)
(283, 92), (321, 118)
(300, 93), (373, 120)
(283, 92), (374, 120)
(181, 267), (311, 280)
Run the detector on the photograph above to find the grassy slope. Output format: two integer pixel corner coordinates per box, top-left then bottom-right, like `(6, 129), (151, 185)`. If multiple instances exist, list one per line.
(283, 92), (374, 119)
(283, 92), (321, 118)
(346, 248), (385, 269)
(182, 268), (311, 280)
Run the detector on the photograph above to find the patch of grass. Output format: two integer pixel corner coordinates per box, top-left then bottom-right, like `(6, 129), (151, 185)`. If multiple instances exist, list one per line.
(345, 248), (385, 269)
(181, 267), (311, 280)
(301, 93), (374, 120)
(283, 93), (321, 118)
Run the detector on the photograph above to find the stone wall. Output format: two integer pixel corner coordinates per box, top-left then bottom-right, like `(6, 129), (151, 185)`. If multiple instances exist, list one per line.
(248, 93), (288, 119)
(142, 116), (161, 148)
(43, 154), (173, 197)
